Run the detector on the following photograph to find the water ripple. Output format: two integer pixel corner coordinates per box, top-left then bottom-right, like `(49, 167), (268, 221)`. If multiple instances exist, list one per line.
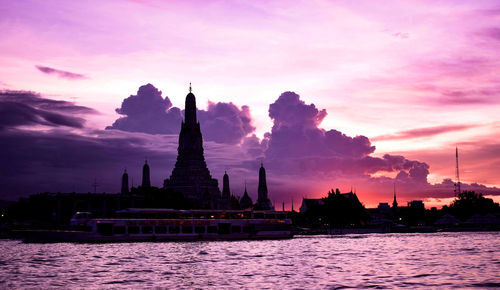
(0, 232), (499, 288)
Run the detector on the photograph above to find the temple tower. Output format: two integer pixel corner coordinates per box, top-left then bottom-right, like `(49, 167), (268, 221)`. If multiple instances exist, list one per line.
(222, 171), (230, 199)
(164, 84), (220, 202)
(255, 163), (274, 210)
(142, 160), (151, 188)
(392, 183), (398, 209)
(240, 183), (253, 209)
(121, 169), (129, 194)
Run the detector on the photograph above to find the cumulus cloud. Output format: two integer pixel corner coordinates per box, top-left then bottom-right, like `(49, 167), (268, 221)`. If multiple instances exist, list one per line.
(253, 91), (480, 204)
(107, 83), (256, 144)
(198, 102), (255, 144)
(264, 91), (375, 161)
(35, 65), (87, 80)
(0, 90), (96, 130)
(107, 84), (182, 134)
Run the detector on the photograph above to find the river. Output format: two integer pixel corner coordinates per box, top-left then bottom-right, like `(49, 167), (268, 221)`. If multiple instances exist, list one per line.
(0, 232), (499, 288)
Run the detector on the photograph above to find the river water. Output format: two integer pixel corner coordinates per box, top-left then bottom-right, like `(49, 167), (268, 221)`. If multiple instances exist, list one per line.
(0, 232), (499, 288)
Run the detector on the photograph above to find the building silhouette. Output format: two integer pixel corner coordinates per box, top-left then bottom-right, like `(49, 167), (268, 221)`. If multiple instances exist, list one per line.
(222, 171), (230, 200)
(114, 85), (280, 210)
(255, 163), (274, 210)
(121, 169), (129, 194)
(219, 171), (232, 209)
(142, 160), (151, 188)
(163, 85), (221, 205)
(240, 184), (253, 209)
(392, 183), (398, 209)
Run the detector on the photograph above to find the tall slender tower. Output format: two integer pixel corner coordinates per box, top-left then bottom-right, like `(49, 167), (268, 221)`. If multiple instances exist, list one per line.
(455, 146), (461, 196)
(163, 84), (220, 202)
(258, 163), (268, 201)
(222, 171), (230, 199)
(256, 163), (274, 210)
(392, 183), (398, 209)
(142, 160), (151, 188)
(121, 169), (129, 194)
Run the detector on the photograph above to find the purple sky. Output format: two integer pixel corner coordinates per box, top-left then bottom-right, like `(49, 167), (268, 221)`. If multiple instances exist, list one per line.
(1, 0), (500, 208)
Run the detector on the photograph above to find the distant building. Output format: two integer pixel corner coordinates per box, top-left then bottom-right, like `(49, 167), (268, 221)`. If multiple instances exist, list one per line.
(408, 200), (424, 209)
(377, 202), (391, 210)
(299, 190), (362, 213)
(299, 198), (324, 213)
(434, 214), (460, 226)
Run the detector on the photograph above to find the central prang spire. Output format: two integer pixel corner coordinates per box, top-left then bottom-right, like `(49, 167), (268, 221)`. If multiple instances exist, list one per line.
(184, 82), (197, 125)
(164, 84), (221, 207)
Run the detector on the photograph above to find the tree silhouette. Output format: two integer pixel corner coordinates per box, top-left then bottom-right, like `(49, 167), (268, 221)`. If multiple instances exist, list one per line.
(450, 191), (499, 220)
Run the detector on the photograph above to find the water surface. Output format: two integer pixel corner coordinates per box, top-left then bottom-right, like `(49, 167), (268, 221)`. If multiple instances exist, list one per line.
(0, 232), (499, 288)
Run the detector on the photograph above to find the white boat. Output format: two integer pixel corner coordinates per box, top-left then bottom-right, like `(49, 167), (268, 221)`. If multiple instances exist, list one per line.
(19, 208), (293, 242)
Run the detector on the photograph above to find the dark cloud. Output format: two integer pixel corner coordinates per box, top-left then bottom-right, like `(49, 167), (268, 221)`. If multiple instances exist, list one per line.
(0, 91), (171, 199)
(107, 84), (182, 134)
(372, 125), (476, 141)
(0, 90), (96, 130)
(269, 91), (327, 130)
(198, 102), (255, 145)
(107, 83), (256, 144)
(241, 134), (265, 157)
(35, 65), (87, 80)
(0, 128), (178, 200)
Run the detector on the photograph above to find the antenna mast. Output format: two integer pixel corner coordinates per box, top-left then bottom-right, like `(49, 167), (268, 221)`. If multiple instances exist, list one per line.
(454, 147), (461, 196)
(92, 178), (99, 194)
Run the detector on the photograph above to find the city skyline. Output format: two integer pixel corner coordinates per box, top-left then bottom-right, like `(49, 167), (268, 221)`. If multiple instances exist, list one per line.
(1, 0), (500, 208)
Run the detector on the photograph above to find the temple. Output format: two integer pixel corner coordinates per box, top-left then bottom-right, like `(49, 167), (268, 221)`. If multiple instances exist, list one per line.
(163, 85), (221, 206)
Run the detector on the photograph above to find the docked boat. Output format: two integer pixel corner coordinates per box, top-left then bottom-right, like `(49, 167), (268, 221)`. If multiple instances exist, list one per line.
(17, 208), (293, 242)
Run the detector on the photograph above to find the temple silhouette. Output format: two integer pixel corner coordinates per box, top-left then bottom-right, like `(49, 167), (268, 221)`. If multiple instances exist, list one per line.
(162, 84), (273, 210)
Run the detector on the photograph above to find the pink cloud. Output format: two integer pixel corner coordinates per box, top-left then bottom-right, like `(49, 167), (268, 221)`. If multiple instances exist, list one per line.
(372, 125), (477, 141)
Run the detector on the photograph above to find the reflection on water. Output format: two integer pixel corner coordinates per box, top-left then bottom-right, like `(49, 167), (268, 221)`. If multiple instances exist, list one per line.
(0, 232), (499, 288)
